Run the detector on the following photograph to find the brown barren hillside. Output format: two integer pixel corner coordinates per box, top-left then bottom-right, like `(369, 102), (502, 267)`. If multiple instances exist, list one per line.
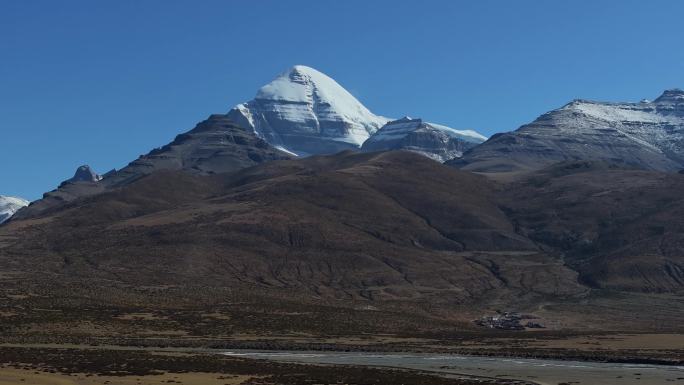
(0, 151), (683, 340)
(500, 161), (684, 293)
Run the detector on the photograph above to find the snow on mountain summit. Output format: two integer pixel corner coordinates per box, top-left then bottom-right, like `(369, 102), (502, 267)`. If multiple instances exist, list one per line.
(457, 89), (684, 173)
(556, 91), (684, 155)
(0, 195), (29, 224)
(228, 65), (390, 155)
(362, 117), (487, 162)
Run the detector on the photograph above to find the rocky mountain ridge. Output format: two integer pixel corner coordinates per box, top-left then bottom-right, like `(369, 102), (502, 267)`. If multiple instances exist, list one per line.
(454, 89), (684, 173)
(362, 117), (487, 162)
(12, 115), (291, 220)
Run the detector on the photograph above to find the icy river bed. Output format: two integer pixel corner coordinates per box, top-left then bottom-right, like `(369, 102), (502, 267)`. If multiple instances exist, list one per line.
(222, 350), (684, 385)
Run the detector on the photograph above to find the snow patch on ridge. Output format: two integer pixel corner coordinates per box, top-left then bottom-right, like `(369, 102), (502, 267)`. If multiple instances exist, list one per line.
(557, 95), (684, 155)
(368, 117), (487, 144)
(566, 101), (680, 124)
(363, 117), (487, 162)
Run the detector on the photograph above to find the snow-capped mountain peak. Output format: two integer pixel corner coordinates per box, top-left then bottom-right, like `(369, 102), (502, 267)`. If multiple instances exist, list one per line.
(458, 88), (684, 173)
(0, 195), (29, 224)
(228, 65), (389, 155)
(362, 117), (487, 162)
(256, 65), (362, 108)
(554, 93), (684, 155)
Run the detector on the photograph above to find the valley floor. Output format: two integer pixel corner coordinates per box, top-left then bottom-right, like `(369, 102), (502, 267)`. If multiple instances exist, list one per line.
(0, 345), (527, 385)
(0, 335), (682, 385)
(0, 368), (253, 385)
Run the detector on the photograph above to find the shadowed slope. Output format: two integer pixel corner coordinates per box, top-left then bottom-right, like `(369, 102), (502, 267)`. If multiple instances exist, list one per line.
(0, 151), (581, 311)
(14, 115), (291, 220)
(501, 161), (684, 292)
(3, 152), (684, 336)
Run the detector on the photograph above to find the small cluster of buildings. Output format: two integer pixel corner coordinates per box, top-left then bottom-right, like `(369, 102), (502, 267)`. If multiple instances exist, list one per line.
(474, 311), (545, 330)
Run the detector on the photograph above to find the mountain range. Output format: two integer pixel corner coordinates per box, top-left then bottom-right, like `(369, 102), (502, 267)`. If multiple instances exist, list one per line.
(1, 66), (683, 333)
(451, 89), (684, 174)
(1, 151), (682, 334)
(9, 66), (486, 220)
(12, 115), (291, 219)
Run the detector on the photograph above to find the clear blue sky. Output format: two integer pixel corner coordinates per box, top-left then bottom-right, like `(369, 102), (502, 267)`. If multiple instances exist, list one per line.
(2, 0), (683, 200)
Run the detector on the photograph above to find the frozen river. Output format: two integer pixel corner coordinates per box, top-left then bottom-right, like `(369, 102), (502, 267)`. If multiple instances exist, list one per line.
(222, 350), (684, 385)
